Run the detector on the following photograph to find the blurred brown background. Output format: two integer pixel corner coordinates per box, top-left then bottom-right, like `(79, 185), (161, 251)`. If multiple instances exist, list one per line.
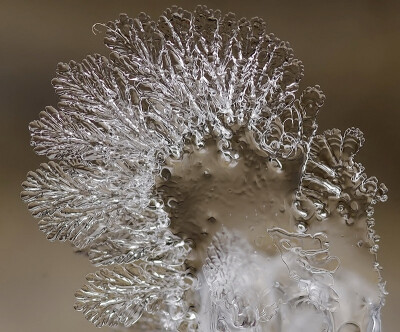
(0, 0), (399, 331)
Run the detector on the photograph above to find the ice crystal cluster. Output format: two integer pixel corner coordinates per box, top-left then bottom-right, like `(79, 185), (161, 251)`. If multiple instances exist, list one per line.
(22, 6), (388, 332)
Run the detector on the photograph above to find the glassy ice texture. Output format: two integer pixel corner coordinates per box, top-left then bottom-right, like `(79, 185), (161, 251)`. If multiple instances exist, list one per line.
(21, 6), (388, 332)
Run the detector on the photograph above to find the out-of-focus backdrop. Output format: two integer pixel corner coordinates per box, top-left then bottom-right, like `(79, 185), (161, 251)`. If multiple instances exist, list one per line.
(1, 0), (399, 331)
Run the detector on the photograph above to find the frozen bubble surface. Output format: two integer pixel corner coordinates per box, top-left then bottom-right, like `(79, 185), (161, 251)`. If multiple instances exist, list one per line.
(21, 5), (388, 331)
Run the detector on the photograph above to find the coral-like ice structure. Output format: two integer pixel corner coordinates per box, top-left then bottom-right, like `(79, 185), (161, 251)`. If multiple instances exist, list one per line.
(22, 6), (388, 332)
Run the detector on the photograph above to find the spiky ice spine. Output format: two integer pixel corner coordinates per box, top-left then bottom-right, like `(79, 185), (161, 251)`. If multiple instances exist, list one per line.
(21, 5), (387, 331)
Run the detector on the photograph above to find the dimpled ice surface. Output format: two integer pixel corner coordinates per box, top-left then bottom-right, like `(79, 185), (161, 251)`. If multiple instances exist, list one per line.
(21, 6), (388, 332)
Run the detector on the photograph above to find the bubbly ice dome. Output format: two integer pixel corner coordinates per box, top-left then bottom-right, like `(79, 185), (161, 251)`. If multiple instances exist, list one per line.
(21, 6), (388, 332)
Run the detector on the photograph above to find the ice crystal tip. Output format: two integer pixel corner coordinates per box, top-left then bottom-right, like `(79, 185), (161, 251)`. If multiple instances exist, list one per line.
(22, 6), (387, 331)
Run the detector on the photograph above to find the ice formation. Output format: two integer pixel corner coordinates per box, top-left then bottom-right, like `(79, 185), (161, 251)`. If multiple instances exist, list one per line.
(21, 6), (388, 332)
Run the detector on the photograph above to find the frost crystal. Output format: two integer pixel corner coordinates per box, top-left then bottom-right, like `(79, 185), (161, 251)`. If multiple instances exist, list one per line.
(22, 6), (388, 331)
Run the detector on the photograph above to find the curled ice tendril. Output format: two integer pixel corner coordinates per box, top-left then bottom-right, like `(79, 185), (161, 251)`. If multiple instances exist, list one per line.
(21, 5), (387, 331)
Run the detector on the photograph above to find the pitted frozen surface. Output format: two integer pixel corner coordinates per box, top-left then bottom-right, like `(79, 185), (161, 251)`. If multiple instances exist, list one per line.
(157, 138), (304, 267)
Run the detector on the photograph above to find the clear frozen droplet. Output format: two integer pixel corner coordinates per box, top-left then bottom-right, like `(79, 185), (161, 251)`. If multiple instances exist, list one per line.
(21, 5), (387, 332)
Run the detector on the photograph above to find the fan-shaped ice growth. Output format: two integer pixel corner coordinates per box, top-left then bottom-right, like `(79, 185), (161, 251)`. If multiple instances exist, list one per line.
(21, 5), (388, 332)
